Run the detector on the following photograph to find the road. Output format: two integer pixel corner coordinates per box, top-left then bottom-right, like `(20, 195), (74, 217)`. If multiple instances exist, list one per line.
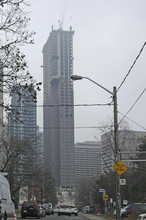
(18, 213), (88, 220)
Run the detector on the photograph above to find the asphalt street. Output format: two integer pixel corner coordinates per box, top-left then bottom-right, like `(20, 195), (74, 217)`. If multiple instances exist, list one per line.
(18, 213), (87, 220)
(18, 213), (108, 220)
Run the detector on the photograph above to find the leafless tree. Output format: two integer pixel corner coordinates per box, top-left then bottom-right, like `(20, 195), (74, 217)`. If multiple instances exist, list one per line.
(0, 0), (41, 110)
(2, 135), (37, 197)
(75, 177), (92, 207)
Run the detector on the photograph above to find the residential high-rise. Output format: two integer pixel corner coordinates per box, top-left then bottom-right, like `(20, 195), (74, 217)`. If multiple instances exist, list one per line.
(10, 85), (37, 145)
(10, 85), (37, 182)
(36, 126), (44, 168)
(42, 26), (74, 190)
(74, 141), (102, 184)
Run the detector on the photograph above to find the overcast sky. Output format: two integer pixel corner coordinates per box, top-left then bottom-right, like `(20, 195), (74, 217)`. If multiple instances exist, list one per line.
(24, 0), (146, 143)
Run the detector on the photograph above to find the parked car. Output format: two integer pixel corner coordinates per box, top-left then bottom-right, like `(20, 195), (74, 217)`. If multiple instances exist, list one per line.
(125, 203), (146, 213)
(42, 203), (52, 215)
(137, 213), (146, 219)
(70, 205), (78, 216)
(113, 207), (128, 218)
(21, 201), (41, 218)
(84, 206), (90, 213)
(38, 205), (46, 217)
(53, 205), (59, 213)
(0, 174), (15, 220)
(58, 204), (71, 216)
(48, 203), (54, 214)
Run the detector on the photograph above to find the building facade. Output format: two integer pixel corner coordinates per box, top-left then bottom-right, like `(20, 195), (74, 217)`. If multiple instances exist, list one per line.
(10, 85), (37, 182)
(74, 141), (102, 184)
(10, 85), (37, 145)
(36, 126), (44, 168)
(101, 130), (146, 172)
(42, 27), (74, 190)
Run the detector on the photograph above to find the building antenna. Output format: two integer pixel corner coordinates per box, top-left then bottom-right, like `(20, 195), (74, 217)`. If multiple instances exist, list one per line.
(58, 0), (68, 30)
(69, 16), (72, 27)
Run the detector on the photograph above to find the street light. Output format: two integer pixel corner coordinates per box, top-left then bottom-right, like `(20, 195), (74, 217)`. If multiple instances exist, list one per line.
(71, 75), (121, 220)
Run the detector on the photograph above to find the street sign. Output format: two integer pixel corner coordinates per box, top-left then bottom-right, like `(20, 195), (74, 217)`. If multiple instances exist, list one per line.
(120, 179), (126, 185)
(113, 160), (128, 175)
(99, 189), (106, 193)
(102, 194), (109, 201)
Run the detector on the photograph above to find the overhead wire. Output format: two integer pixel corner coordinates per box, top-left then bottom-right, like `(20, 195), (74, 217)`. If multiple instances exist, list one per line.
(118, 88), (146, 126)
(6, 113), (146, 132)
(117, 42), (146, 93)
(118, 112), (146, 131)
(6, 125), (109, 130)
(39, 103), (113, 107)
(115, 42), (146, 132)
(7, 105), (146, 132)
(6, 89), (146, 133)
(8, 102), (113, 108)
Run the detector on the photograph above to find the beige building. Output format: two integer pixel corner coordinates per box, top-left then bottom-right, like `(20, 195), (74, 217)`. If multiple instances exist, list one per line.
(74, 141), (102, 184)
(101, 130), (146, 172)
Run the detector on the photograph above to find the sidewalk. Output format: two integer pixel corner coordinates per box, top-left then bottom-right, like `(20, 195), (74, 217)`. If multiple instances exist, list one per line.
(80, 212), (114, 220)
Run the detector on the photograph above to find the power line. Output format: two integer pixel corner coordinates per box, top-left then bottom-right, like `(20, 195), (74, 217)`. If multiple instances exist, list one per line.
(118, 112), (146, 131)
(6, 115), (146, 133)
(117, 42), (146, 93)
(8, 102), (113, 108)
(118, 88), (146, 125)
(39, 103), (113, 107)
(6, 125), (109, 130)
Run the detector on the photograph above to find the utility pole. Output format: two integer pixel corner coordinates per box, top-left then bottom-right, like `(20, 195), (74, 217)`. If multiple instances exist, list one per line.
(113, 87), (121, 220)
(71, 76), (121, 220)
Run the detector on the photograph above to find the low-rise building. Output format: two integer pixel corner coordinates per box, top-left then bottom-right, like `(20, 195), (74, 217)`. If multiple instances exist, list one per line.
(101, 130), (146, 172)
(74, 141), (102, 184)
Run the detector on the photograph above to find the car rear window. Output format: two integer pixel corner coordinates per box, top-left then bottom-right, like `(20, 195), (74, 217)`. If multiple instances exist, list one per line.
(60, 205), (69, 209)
(23, 202), (35, 207)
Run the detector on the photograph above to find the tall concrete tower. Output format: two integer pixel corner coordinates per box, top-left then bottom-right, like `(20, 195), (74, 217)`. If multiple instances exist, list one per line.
(42, 27), (74, 190)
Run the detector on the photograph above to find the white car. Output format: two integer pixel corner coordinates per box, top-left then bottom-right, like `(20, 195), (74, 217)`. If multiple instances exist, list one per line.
(113, 207), (128, 218)
(70, 205), (78, 216)
(53, 206), (58, 213)
(0, 174), (15, 220)
(58, 205), (71, 216)
(137, 213), (146, 220)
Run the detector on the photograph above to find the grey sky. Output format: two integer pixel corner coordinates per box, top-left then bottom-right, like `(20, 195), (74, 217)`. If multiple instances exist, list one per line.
(24, 0), (146, 143)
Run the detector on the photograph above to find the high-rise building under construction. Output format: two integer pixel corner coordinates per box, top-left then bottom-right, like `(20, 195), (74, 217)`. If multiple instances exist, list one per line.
(42, 26), (74, 190)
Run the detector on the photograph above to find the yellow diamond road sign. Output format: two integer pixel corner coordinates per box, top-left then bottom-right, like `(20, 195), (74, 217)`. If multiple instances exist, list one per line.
(102, 195), (109, 201)
(113, 160), (128, 175)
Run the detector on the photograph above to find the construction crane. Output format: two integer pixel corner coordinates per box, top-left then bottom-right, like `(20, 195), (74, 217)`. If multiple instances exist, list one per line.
(58, 0), (68, 30)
